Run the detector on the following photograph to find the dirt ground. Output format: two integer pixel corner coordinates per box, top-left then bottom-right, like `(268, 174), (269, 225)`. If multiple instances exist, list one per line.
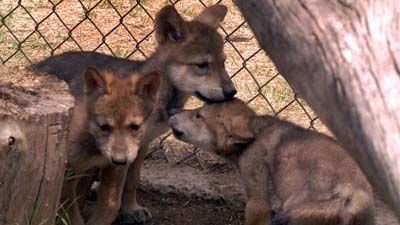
(133, 189), (244, 225)
(79, 154), (246, 225)
(83, 188), (245, 225)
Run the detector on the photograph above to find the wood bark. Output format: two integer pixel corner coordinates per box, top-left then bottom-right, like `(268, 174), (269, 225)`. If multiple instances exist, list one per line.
(0, 66), (74, 225)
(233, 0), (400, 218)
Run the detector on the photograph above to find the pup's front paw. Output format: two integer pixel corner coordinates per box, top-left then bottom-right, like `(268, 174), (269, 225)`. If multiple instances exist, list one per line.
(114, 207), (152, 225)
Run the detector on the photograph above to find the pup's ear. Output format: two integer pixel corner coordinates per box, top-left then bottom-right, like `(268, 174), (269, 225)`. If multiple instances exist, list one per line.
(227, 115), (255, 144)
(135, 72), (161, 102)
(83, 66), (109, 95)
(155, 5), (187, 44)
(194, 4), (227, 29)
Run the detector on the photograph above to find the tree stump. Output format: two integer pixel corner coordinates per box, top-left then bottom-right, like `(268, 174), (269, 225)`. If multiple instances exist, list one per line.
(233, 0), (400, 218)
(0, 66), (74, 225)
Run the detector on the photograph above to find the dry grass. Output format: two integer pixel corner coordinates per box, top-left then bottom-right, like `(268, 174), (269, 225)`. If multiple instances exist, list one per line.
(0, 0), (329, 133)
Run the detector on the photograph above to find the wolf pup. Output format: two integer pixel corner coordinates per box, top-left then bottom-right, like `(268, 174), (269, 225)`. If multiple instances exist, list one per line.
(62, 66), (160, 225)
(168, 99), (375, 225)
(33, 4), (235, 224)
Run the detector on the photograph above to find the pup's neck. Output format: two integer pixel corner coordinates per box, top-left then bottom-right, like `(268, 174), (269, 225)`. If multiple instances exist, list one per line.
(226, 116), (280, 170)
(219, 141), (255, 166)
(228, 115), (277, 161)
(140, 45), (175, 80)
(217, 116), (275, 163)
(141, 47), (190, 111)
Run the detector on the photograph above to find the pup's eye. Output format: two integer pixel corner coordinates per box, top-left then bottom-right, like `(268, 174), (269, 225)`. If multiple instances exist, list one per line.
(8, 136), (15, 146)
(228, 134), (233, 139)
(195, 62), (209, 70)
(99, 124), (112, 132)
(129, 123), (140, 131)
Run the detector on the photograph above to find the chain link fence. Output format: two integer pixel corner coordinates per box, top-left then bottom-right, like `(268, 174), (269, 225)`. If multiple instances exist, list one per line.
(0, 0), (328, 171)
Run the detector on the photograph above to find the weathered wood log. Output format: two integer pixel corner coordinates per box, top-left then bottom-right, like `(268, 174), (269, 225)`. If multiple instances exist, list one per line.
(233, 0), (400, 218)
(0, 66), (74, 225)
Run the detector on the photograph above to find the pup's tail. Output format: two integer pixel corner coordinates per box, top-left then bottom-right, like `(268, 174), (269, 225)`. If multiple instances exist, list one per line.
(271, 185), (374, 225)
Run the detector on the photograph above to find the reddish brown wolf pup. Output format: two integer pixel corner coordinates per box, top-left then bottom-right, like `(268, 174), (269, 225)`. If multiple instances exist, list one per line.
(62, 67), (160, 225)
(168, 99), (375, 225)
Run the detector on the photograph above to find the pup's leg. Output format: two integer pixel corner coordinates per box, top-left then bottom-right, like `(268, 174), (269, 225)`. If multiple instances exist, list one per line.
(76, 169), (98, 208)
(116, 144), (151, 224)
(245, 198), (271, 225)
(86, 165), (128, 225)
(61, 178), (85, 225)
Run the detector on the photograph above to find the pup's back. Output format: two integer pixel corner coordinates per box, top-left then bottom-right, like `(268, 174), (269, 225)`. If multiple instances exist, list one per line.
(31, 51), (144, 97)
(250, 116), (375, 225)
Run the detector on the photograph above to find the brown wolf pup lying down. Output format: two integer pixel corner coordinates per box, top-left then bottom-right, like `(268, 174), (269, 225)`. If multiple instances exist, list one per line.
(168, 99), (375, 225)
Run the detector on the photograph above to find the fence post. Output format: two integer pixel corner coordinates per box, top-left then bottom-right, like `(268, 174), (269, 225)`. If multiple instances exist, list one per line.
(0, 66), (74, 225)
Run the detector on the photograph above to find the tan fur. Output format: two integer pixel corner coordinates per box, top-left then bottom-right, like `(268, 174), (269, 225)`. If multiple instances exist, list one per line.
(168, 99), (375, 225)
(34, 4), (235, 225)
(62, 67), (160, 225)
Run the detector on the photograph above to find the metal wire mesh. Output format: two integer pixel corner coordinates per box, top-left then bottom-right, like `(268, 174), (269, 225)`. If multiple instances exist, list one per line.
(0, 0), (327, 171)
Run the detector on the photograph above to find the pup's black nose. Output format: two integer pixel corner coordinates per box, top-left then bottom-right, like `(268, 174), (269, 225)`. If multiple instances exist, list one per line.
(223, 86), (237, 99)
(111, 157), (127, 165)
(172, 128), (184, 138)
(168, 108), (181, 118)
